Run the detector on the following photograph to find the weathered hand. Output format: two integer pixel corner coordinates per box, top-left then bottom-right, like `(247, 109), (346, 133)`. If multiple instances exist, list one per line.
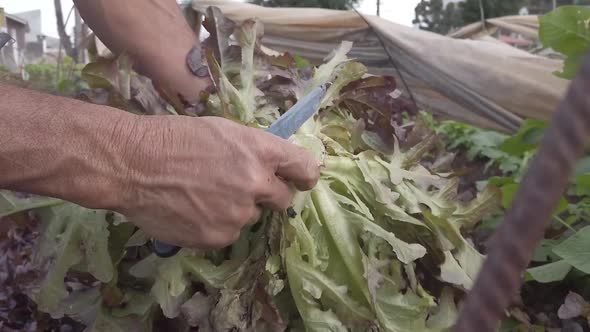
(114, 115), (320, 249)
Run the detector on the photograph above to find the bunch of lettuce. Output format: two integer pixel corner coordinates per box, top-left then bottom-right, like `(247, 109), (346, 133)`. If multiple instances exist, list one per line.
(0, 7), (500, 332)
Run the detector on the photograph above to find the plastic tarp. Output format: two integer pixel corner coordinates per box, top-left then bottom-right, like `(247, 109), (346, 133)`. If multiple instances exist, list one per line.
(449, 15), (541, 41)
(190, 0), (570, 133)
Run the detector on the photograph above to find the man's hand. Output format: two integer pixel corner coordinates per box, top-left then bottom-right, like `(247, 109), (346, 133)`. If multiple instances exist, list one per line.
(0, 0), (322, 249)
(116, 116), (319, 249)
(0, 84), (320, 249)
(73, 0), (211, 105)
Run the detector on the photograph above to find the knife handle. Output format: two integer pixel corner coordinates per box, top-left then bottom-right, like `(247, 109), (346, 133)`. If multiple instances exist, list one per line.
(152, 240), (182, 258)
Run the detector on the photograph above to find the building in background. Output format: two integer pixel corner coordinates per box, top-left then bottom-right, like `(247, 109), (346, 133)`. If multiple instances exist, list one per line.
(0, 7), (29, 71)
(13, 10), (61, 63)
(0, 7), (61, 72)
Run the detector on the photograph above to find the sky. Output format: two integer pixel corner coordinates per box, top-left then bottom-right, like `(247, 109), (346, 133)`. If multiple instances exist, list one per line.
(0, 0), (419, 38)
(0, 0), (74, 38)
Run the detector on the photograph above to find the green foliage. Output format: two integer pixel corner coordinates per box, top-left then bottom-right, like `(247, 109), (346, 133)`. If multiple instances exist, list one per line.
(553, 226), (590, 274)
(24, 62), (59, 86)
(0, 190), (63, 218)
(436, 120), (534, 176)
(413, 0), (464, 34)
(248, 0), (359, 10)
(522, 7), (590, 288)
(4, 8), (503, 331)
(13, 3), (590, 330)
(499, 120), (547, 156)
(539, 5), (590, 79)
(32, 205), (117, 313)
(80, 53), (174, 115)
(524, 226), (590, 283)
(495, 6), (590, 288)
(526, 260), (573, 283)
(439, 109), (590, 287)
(22, 56), (87, 95)
(459, 0), (524, 26)
(440, 116), (590, 285)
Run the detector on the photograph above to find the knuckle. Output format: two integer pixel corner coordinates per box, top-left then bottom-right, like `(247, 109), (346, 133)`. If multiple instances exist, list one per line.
(247, 206), (262, 224)
(227, 205), (251, 227)
(229, 231), (241, 243)
(250, 173), (271, 194)
(256, 150), (275, 168)
(258, 138), (284, 165)
(300, 158), (320, 190)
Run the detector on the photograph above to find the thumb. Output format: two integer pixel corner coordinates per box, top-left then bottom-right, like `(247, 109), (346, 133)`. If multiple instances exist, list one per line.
(273, 140), (320, 191)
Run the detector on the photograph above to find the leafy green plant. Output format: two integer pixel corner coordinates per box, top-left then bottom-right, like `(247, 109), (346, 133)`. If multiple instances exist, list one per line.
(435, 10), (590, 329)
(539, 5), (590, 79)
(439, 117), (590, 285)
(437, 119), (590, 330)
(1, 7), (502, 331)
(437, 121), (523, 176)
(23, 56), (87, 95)
(507, 6), (590, 288)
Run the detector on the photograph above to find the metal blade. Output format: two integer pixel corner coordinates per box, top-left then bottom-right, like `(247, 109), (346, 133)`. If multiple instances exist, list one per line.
(0, 33), (14, 50)
(266, 83), (329, 139)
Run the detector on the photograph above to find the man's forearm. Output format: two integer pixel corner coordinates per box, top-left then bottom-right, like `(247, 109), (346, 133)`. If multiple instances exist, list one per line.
(0, 83), (135, 209)
(73, 0), (210, 104)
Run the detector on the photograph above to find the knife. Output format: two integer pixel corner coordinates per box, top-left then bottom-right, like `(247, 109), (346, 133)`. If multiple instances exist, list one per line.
(0, 33), (15, 50)
(152, 83), (330, 257)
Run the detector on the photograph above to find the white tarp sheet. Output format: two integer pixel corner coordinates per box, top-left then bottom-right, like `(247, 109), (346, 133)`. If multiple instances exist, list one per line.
(190, 0), (570, 133)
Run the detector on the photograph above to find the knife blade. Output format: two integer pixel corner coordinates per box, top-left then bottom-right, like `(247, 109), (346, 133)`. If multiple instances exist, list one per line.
(266, 83), (329, 138)
(0, 33), (15, 50)
(152, 83), (329, 257)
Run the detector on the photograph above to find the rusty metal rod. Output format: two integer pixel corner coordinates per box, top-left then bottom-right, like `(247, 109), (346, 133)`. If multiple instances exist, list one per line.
(454, 50), (590, 331)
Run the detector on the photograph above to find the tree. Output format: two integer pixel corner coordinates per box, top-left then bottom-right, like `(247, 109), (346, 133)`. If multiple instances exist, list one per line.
(54, 0), (76, 61)
(55, 0), (87, 63)
(248, 0), (359, 10)
(414, 0), (525, 35)
(459, 0), (524, 26)
(525, 0), (590, 14)
(413, 0), (464, 35)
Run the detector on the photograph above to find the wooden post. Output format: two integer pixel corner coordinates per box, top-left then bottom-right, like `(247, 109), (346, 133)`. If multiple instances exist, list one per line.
(377, 0), (380, 16)
(479, 0), (487, 32)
